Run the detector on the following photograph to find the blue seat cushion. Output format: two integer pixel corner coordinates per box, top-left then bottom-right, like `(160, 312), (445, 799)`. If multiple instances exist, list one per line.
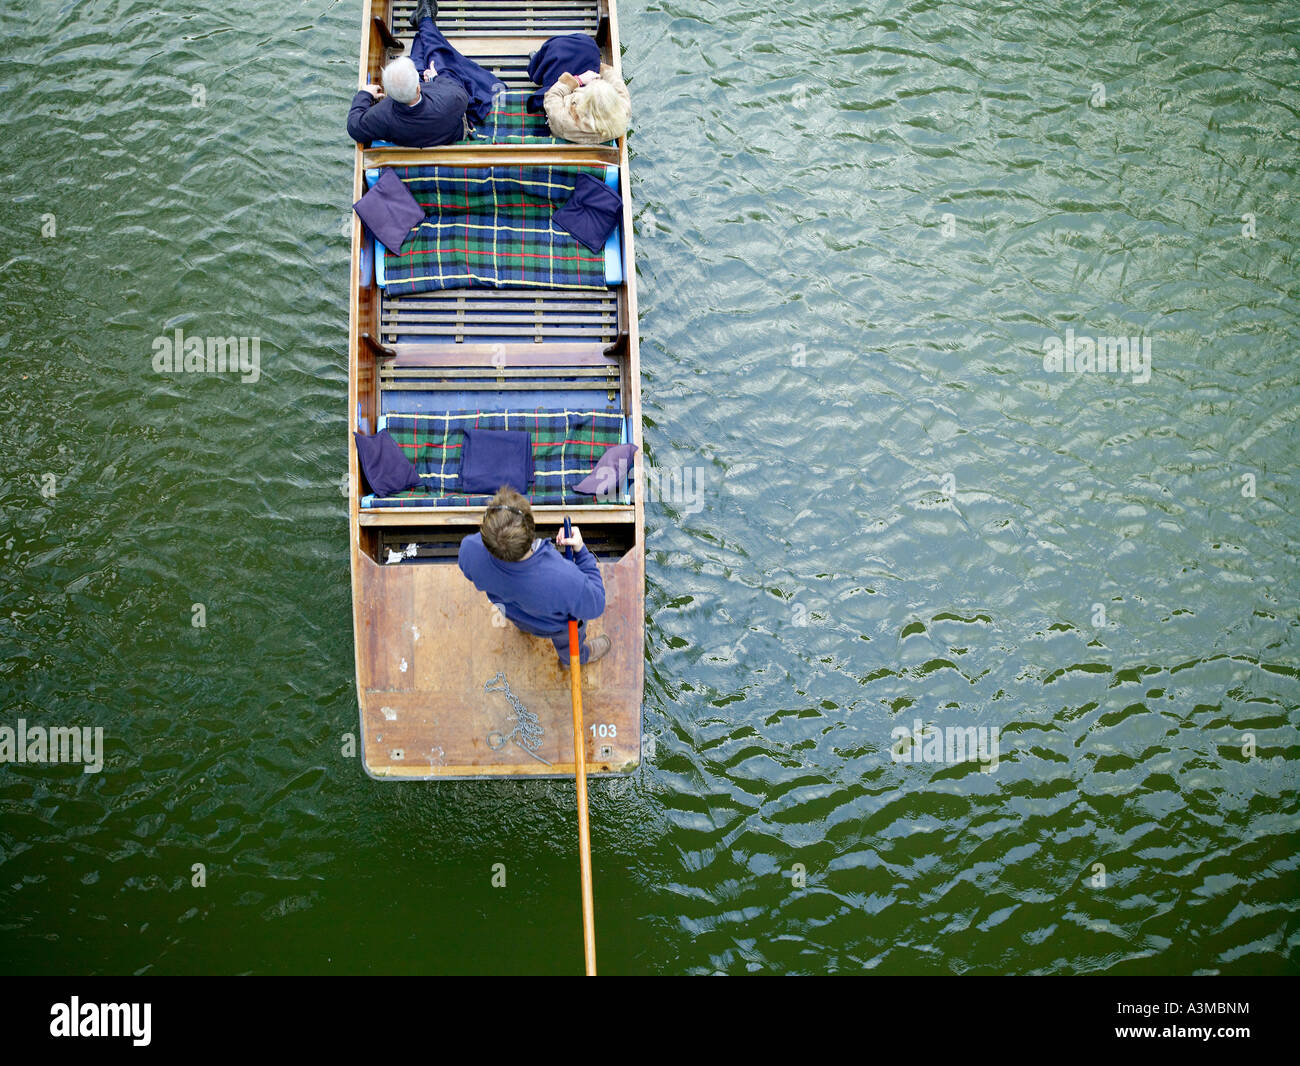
(458, 428), (534, 495)
(363, 409), (625, 507)
(355, 429), (422, 497)
(552, 173), (623, 253)
(353, 168), (423, 252)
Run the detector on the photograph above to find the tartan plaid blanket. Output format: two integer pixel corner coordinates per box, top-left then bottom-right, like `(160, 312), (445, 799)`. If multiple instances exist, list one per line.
(383, 165), (610, 296)
(464, 91), (614, 146)
(367, 409), (625, 508)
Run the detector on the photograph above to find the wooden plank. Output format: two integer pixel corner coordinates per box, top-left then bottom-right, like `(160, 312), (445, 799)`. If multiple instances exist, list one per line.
(381, 319), (617, 332)
(379, 543), (625, 560)
(380, 290), (619, 346)
(367, 3), (612, 77)
(384, 302), (616, 316)
(415, 28), (600, 39)
(380, 366), (619, 378)
(380, 380), (616, 390)
(597, 0), (611, 46)
(359, 557), (417, 692)
(379, 528), (630, 560)
(388, 344), (617, 367)
(360, 505), (635, 527)
(390, 1), (601, 38)
(383, 315), (616, 326)
(442, 54), (536, 74)
(385, 302), (614, 315)
(378, 323), (613, 338)
(393, 1), (597, 12)
(382, 307), (616, 320)
(397, 2), (598, 8)
(360, 546), (641, 778)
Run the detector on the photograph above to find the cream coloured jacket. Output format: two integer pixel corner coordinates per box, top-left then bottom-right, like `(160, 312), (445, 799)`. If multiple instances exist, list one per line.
(543, 63), (631, 145)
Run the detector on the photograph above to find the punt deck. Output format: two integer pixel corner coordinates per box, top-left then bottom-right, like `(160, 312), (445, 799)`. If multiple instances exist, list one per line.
(347, 0), (643, 779)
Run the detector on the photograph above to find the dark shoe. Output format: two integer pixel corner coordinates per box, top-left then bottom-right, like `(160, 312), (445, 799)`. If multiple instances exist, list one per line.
(559, 635), (611, 669)
(408, 0), (438, 32)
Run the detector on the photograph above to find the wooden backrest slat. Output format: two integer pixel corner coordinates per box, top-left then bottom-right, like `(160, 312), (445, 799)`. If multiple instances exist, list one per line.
(381, 366), (617, 378)
(388, 343), (617, 367)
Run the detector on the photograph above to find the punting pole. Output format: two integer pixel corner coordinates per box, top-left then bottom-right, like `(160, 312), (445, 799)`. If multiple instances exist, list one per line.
(562, 516), (597, 975)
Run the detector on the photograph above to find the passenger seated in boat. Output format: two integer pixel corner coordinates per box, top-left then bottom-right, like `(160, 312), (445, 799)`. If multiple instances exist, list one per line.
(458, 488), (611, 668)
(544, 65), (632, 145)
(527, 33), (630, 144)
(346, 0), (501, 148)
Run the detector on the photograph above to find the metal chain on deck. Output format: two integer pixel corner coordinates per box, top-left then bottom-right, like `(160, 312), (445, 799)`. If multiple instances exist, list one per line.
(485, 671), (552, 766)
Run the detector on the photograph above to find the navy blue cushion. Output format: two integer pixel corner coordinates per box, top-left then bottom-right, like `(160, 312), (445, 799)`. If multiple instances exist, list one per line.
(573, 443), (637, 496)
(527, 33), (602, 113)
(353, 168), (424, 251)
(458, 428), (533, 495)
(552, 173), (622, 253)
(355, 429), (423, 497)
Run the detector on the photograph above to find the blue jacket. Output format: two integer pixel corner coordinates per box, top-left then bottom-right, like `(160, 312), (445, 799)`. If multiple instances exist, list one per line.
(347, 80), (468, 148)
(458, 533), (605, 634)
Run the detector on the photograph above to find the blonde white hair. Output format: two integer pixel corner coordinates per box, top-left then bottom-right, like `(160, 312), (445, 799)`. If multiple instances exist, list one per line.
(382, 57), (420, 104)
(573, 79), (629, 140)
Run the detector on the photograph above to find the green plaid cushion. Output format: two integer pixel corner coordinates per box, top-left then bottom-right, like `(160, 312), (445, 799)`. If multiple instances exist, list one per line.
(369, 409), (625, 507)
(383, 164), (611, 296)
(465, 91), (614, 146)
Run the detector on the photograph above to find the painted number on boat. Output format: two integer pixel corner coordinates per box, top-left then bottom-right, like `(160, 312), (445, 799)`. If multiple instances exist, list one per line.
(590, 724), (617, 738)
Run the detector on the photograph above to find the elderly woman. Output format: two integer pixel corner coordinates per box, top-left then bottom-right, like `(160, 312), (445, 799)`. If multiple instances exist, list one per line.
(544, 64), (631, 144)
(526, 33), (631, 144)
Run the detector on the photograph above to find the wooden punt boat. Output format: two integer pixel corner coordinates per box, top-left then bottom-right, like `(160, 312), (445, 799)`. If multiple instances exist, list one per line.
(347, 0), (643, 780)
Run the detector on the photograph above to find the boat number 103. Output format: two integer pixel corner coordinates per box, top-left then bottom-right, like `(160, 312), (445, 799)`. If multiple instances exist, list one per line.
(590, 724), (617, 738)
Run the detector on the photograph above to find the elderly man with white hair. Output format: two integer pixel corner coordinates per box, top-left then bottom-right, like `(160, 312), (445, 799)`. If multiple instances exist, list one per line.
(347, 0), (501, 148)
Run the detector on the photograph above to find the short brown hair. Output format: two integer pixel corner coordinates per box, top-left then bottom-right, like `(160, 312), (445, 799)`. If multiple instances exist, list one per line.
(480, 487), (535, 561)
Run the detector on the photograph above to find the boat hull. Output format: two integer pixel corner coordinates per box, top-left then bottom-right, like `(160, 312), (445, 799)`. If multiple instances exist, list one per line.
(347, 0), (643, 780)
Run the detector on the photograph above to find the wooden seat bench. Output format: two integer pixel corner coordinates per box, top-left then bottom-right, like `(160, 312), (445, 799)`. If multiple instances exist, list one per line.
(380, 289), (618, 347)
(365, 289), (625, 379)
(387, 0), (604, 42)
(378, 362), (621, 401)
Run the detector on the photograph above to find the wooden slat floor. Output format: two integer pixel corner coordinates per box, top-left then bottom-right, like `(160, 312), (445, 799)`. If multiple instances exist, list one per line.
(390, 0), (600, 39)
(380, 289), (619, 347)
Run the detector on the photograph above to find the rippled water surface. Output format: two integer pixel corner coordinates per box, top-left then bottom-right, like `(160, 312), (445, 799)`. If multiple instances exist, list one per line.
(1, 0), (1297, 974)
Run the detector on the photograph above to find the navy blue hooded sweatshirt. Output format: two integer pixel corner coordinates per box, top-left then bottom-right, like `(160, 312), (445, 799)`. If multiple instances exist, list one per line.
(458, 533), (605, 634)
